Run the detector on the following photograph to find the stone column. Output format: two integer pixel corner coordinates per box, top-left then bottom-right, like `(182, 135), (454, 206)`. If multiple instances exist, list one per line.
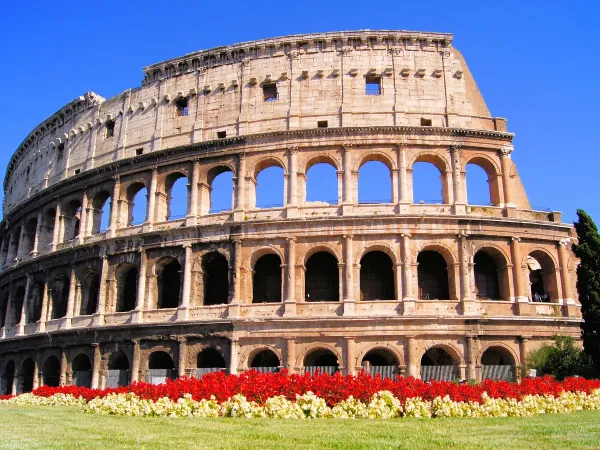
(234, 153), (247, 219)
(345, 337), (356, 375)
(391, 169), (399, 204)
(397, 143), (410, 213)
(93, 255), (109, 325)
(32, 211), (43, 255)
(228, 239), (242, 318)
(131, 340), (141, 383)
(499, 146), (516, 217)
(52, 201), (62, 250)
(458, 234), (476, 315)
(510, 237), (528, 303)
(342, 144), (353, 214)
(16, 225), (27, 259)
(406, 336), (418, 378)
(401, 234), (415, 303)
(108, 176), (121, 237)
(466, 335), (477, 381)
(187, 160), (200, 226)
(36, 281), (49, 333)
(284, 237), (297, 317)
(558, 238), (575, 305)
(178, 337), (187, 378)
(229, 338), (239, 375)
(32, 352), (40, 390)
(450, 146), (466, 214)
(178, 244), (192, 321)
(79, 191), (89, 243)
(146, 167), (158, 230)
(286, 147), (298, 218)
(343, 235), (355, 316)
(59, 348), (68, 386)
(16, 276), (32, 336)
(134, 248), (147, 323)
(11, 363), (18, 395)
(519, 336), (530, 377)
(91, 343), (101, 389)
(286, 338), (296, 374)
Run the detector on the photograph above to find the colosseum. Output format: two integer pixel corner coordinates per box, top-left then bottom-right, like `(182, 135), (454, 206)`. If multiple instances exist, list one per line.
(0, 30), (581, 394)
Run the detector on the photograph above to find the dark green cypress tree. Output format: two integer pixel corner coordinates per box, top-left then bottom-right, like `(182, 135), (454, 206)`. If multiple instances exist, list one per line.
(572, 209), (600, 370)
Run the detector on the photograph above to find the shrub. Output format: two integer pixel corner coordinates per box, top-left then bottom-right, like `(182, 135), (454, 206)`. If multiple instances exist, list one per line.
(527, 336), (591, 380)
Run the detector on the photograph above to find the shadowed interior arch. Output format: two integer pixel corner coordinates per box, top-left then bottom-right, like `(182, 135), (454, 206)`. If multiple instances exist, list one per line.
(360, 251), (395, 300)
(417, 251), (449, 300)
(252, 254), (282, 303)
(305, 252), (339, 302)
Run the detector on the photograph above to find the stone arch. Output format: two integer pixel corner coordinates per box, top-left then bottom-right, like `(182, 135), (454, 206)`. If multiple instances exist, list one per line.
(477, 342), (519, 367)
(464, 154), (502, 207)
(410, 152), (451, 204)
(125, 181), (148, 226)
(252, 252), (283, 304)
(420, 343), (462, 380)
(62, 198), (82, 242)
(301, 244), (342, 266)
(41, 355), (60, 387)
(253, 157), (286, 209)
(248, 348), (281, 370)
(304, 156), (339, 206)
(305, 153), (341, 172)
(153, 256), (182, 309)
(357, 344), (405, 368)
(201, 251), (230, 305)
(71, 353), (92, 387)
(359, 250), (396, 301)
(196, 347), (227, 369)
(242, 345), (283, 369)
(416, 243), (458, 301)
(27, 280), (45, 323)
(11, 284), (26, 326)
(355, 152), (396, 172)
(304, 249), (340, 302)
(356, 243), (399, 266)
(472, 245), (511, 301)
(79, 269), (100, 315)
(357, 154), (394, 205)
(49, 271), (70, 319)
(250, 246), (285, 268)
(421, 342), (464, 365)
(410, 152), (450, 173)
(205, 164), (236, 214)
(114, 262), (138, 312)
(1, 359), (15, 395)
(300, 344), (343, 370)
(90, 189), (112, 234)
(478, 343), (519, 381)
(162, 170), (189, 221)
(252, 156), (287, 179)
(39, 207), (56, 251)
(523, 248), (560, 303)
(20, 357), (35, 393)
(22, 217), (38, 255)
(106, 351), (130, 388)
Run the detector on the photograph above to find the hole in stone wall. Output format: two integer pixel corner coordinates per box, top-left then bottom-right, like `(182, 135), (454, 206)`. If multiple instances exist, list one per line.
(317, 120), (328, 128)
(360, 251), (395, 300)
(263, 83), (278, 102)
(175, 97), (189, 116)
(365, 75), (381, 95)
(358, 161), (392, 204)
(197, 348), (226, 369)
(417, 251), (449, 300)
(157, 259), (181, 309)
(474, 252), (500, 300)
(420, 118), (432, 126)
(305, 252), (339, 302)
(106, 121), (115, 138)
(252, 254), (282, 303)
(203, 252), (229, 305)
(217, 131), (227, 139)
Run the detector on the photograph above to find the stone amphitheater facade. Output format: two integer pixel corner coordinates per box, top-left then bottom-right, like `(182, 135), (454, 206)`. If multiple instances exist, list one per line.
(0, 30), (581, 394)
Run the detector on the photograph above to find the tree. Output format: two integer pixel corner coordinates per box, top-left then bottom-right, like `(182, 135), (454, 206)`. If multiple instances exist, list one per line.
(572, 209), (600, 370)
(526, 335), (590, 380)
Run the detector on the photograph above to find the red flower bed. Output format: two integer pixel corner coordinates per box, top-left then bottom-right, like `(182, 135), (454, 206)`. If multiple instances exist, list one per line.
(17, 372), (600, 407)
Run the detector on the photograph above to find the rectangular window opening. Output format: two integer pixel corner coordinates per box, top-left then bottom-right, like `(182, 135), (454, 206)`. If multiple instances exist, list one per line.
(217, 131), (227, 139)
(136, 148), (144, 156)
(106, 120), (115, 138)
(420, 118), (432, 127)
(57, 143), (65, 159)
(263, 83), (278, 102)
(175, 97), (189, 117)
(74, 169), (81, 175)
(365, 75), (381, 95)
(317, 120), (328, 128)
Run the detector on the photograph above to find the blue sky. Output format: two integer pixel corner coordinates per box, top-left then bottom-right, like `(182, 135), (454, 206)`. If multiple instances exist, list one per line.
(1, 1), (598, 224)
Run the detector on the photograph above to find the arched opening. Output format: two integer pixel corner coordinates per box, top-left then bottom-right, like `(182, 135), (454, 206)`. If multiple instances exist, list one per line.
(474, 251), (500, 300)
(27, 282), (45, 324)
(202, 252), (229, 305)
(527, 251), (559, 303)
(12, 286), (25, 325)
(42, 356), (60, 387)
(51, 275), (70, 319)
(116, 264), (138, 313)
(361, 349), (399, 379)
(208, 167), (234, 213)
(72, 354), (92, 387)
(412, 161), (444, 204)
(23, 218), (38, 255)
(249, 349), (280, 373)
(166, 173), (189, 221)
(305, 163), (338, 205)
(128, 183), (148, 226)
(106, 352), (130, 388)
(303, 348), (339, 375)
(358, 160), (392, 204)
(40, 209), (56, 251)
(465, 163), (491, 206)
(255, 165), (284, 209)
(481, 346), (516, 381)
(20, 358), (35, 393)
(420, 347), (458, 381)
(91, 191), (111, 234)
(252, 254), (282, 303)
(81, 272), (100, 316)
(305, 252), (339, 302)
(195, 348), (227, 377)
(156, 259), (181, 309)
(360, 251), (395, 300)
(6, 227), (21, 263)
(417, 251), (450, 300)
(62, 199), (82, 242)
(0, 293), (8, 328)
(1, 361), (15, 395)
(147, 351), (175, 385)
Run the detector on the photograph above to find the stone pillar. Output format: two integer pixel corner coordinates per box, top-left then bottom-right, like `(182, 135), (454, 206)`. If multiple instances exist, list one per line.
(391, 169), (399, 204)
(234, 153), (247, 220)
(450, 146), (466, 214)
(228, 239), (242, 318)
(131, 339), (141, 383)
(286, 338), (296, 373)
(36, 281), (49, 333)
(65, 270), (77, 327)
(511, 237), (528, 304)
(178, 337), (187, 378)
(229, 338), (239, 375)
(458, 234), (476, 315)
(345, 337), (356, 375)
(401, 234), (415, 304)
(558, 238), (575, 305)
(519, 336), (530, 377)
(32, 211), (43, 255)
(32, 353), (40, 390)
(286, 146), (298, 218)
(91, 343), (101, 389)
(59, 348), (68, 386)
(406, 336), (418, 378)
(16, 225), (27, 259)
(16, 276), (32, 336)
(284, 237), (297, 317)
(178, 244), (193, 321)
(397, 144), (410, 213)
(11, 363), (18, 395)
(187, 160), (200, 226)
(134, 248), (147, 323)
(499, 146), (516, 217)
(79, 191), (89, 243)
(52, 201), (62, 250)
(146, 167), (158, 230)
(343, 235), (355, 316)
(108, 176), (121, 236)
(466, 336), (477, 381)
(93, 255), (109, 325)
(342, 144), (353, 214)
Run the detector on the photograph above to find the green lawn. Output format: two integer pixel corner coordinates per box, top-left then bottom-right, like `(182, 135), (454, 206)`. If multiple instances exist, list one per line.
(1, 406), (600, 449)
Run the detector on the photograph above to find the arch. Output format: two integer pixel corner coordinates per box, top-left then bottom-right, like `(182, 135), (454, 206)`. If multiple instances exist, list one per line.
(127, 182), (148, 226)
(306, 154), (341, 172)
(71, 353), (92, 387)
(360, 251), (395, 300)
(62, 199), (82, 241)
(478, 343), (518, 367)
(197, 348), (227, 369)
(417, 250), (450, 300)
(355, 152), (395, 172)
(420, 345), (459, 381)
(207, 165), (234, 213)
(473, 251), (500, 300)
(360, 347), (400, 378)
(80, 271), (100, 316)
(357, 345), (405, 368)
(410, 152), (450, 173)
(526, 249), (559, 303)
(1, 360), (15, 395)
(20, 358), (35, 393)
(252, 156), (286, 180)
(41, 355), (60, 387)
(27, 281), (45, 323)
(108, 351), (130, 370)
(249, 349), (280, 371)
(305, 251), (339, 302)
(90, 190), (111, 234)
(0, 292), (8, 328)
(155, 257), (182, 309)
(165, 172), (189, 221)
(202, 252), (229, 305)
(255, 164), (285, 209)
(480, 344), (518, 381)
(464, 155), (502, 207)
(305, 162), (338, 205)
(303, 347), (340, 374)
(358, 160), (392, 204)
(147, 351), (175, 384)
(22, 217), (38, 255)
(252, 253), (282, 303)
(106, 351), (130, 388)
(245, 346), (282, 369)
(40, 208), (56, 251)
(6, 226), (21, 263)
(115, 263), (138, 312)
(50, 273), (70, 319)
(12, 286), (25, 325)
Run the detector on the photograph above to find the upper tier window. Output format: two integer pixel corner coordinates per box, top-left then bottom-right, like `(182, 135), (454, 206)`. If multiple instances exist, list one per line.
(263, 83), (278, 102)
(175, 98), (189, 117)
(365, 75), (381, 95)
(106, 121), (115, 138)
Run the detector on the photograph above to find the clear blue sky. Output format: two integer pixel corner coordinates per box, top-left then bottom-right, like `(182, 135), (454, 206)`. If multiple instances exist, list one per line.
(1, 1), (598, 224)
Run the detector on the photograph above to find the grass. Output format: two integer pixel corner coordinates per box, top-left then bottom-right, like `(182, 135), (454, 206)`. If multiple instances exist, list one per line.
(1, 406), (600, 449)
